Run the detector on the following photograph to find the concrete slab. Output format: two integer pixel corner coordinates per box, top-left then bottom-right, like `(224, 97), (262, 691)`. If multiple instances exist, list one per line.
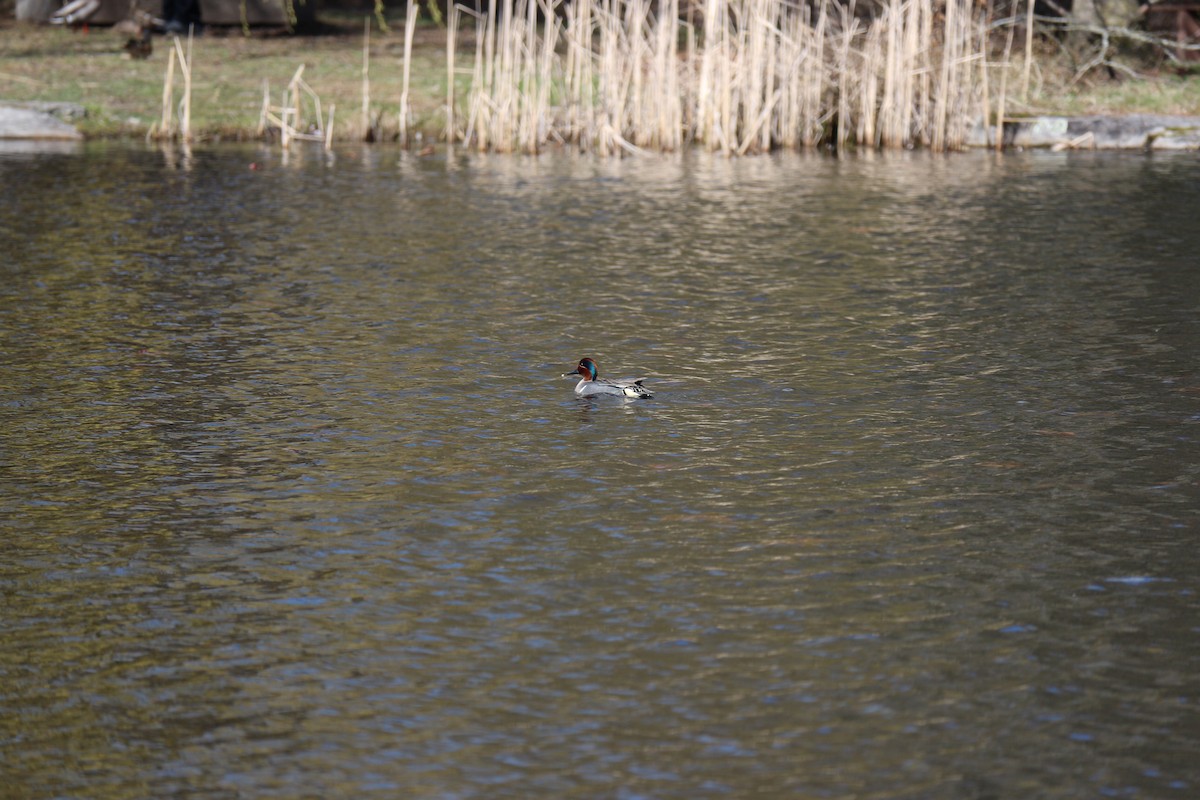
(967, 114), (1200, 150)
(9, 101), (89, 121)
(0, 105), (84, 140)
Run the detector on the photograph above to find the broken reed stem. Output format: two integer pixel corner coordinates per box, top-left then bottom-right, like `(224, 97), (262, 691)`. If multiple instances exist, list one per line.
(257, 77), (270, 137)
(159, 43), (176, 137)
(290, 64), (304, 136)
(306, 78), (323, 135)
(280, 88), (291, 147)
(399, 0), (419, 146)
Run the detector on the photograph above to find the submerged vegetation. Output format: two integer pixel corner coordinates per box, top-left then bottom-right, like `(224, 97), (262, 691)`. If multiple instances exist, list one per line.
(1, 0), (1198, 153)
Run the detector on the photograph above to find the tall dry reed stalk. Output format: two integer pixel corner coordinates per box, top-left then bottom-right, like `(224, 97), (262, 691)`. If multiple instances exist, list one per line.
(179, 30), (193, 140)
(448, 0), (1013, 154)
(142, 0), (1015, 154)
(399, 0), (420, 146)
(362, 16), (372, 141)
(1022, 0), (1035, 100)
(150, 29), (194, 141)
(446, 3), (460, 142)
(157, 43), (176, 138)
(996, 20), (1017, 150)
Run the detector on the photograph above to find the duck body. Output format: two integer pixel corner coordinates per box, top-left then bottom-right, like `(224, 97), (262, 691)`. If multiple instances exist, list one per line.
(566, 357), (653, 399)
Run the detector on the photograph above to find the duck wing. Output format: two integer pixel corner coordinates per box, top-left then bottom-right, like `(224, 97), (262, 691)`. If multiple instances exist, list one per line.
(610, 378), (653, 398)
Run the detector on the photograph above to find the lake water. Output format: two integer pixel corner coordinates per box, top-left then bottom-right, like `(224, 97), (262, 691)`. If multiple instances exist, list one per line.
(2, 142), (1198, 799)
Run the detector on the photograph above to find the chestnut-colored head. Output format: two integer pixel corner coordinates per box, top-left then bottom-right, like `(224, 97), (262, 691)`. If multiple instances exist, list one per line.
(575, 358), (598, 381)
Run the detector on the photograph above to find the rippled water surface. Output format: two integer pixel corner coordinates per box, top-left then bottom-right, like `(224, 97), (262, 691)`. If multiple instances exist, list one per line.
(2, 143), (1198, 798)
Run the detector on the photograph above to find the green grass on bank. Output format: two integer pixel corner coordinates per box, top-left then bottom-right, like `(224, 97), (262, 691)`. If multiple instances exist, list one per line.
(0, 19), (459, 140)
(1015, 37), (1200, 118)
(1, 18), (1197, 142)
(1048, 72), (1200, 117)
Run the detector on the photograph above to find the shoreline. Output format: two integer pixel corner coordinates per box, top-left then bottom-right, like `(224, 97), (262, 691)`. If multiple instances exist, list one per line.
(5, 102), (1199, 152)
(4, 21), (1198, 153)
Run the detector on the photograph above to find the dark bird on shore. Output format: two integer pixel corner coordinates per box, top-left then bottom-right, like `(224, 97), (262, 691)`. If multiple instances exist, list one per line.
(116, 11), (157, 59)
(123, 28), (153, 59)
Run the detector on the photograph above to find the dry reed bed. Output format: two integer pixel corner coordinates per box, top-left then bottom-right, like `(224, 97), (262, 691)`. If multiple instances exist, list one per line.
(149, 0), (1005, 153)
(455, 0), (999, 154)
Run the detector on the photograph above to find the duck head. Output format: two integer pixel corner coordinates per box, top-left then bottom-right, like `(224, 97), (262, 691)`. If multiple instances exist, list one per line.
(569, 357), (598, 381)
